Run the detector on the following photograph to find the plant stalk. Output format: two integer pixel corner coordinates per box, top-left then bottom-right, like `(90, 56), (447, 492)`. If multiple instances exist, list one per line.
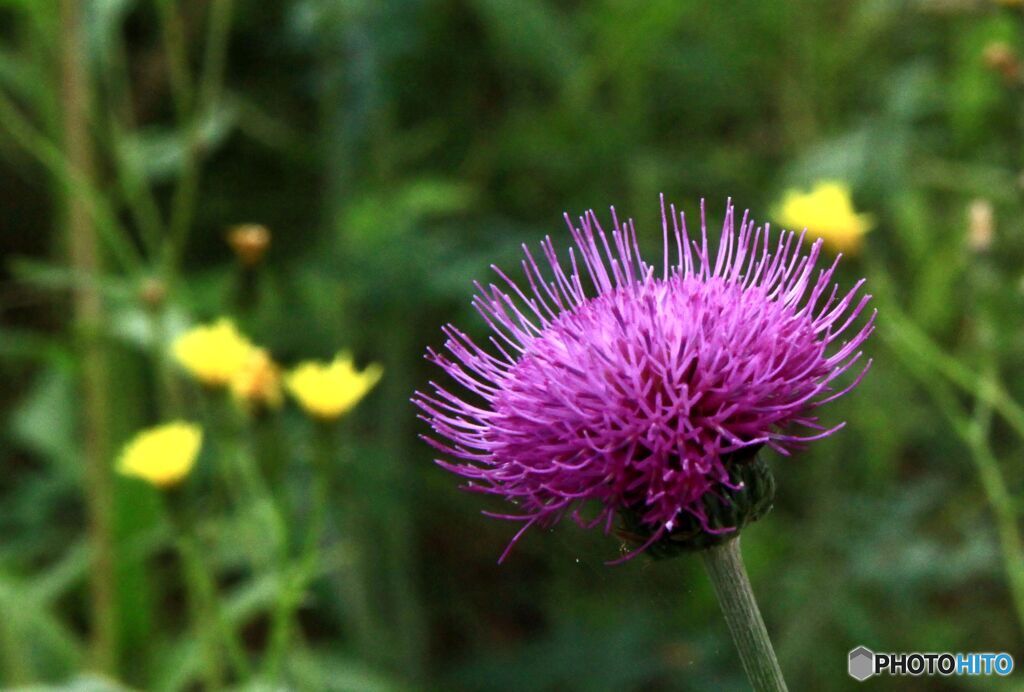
(165, 0), (234, 279)
(264, 424), (329, 679)
(166, 491), (252, 684)
(176, 534), (225, 691)
(966, 397), (1024, 635)
(59, 0), (117, 673)
(701, 538), (787, 692)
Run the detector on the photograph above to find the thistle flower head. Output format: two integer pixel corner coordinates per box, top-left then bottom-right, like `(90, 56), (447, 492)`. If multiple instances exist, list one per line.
(117, 421), (202, 488)
(774, 181), (873, 254)
(285, 353), (383, 420)
(415, 198), (875, 561)
(172, 318), (255, 387)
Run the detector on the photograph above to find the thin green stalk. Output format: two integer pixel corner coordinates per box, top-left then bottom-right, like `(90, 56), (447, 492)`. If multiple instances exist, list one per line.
(222, 401), (287, 546)
(968, 248), (1024, 632)
(701, 538), (788, 692)
(968, 374), (1024, 634)
(59, 0), (117, 673)
(265, 426), (330, 679)
(205, 393), (292, 680)
(176, 534), (225, 691)
(377, 317), (427, 677)
(165, 0), (234, 279)
(167, 493), (252, 683)
(204, 392), (271, 516)
(156, 0), (195, 120)
(318, 420), (381, 663)
(253, 414), (288, 491)
(100, 18), (165, 257)
(148, 305), (184, 418)
(0, 88), (142, 273)
(0, 611), (30, 686)
(875, 283), (1024, 442)
(887, 330), (1024, 635)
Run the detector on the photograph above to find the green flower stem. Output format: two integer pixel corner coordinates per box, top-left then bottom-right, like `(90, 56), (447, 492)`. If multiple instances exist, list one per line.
(0, 611), (30, 686)
(59, 0), (117, 673)
(164, 0), (234, 280)
(264, 423), (330, 680)
(886, 326), (1024, 635)
(200, 392), (246, 510)
(166, 493), (252, 684)
(377, 317), (427, 677)
(234, 265), (261, 313)
(324, 419), (384, 663)
(252, 414), (288, 491)
(701, 538), (788, 692)
(206, 392), (279, 524)
(879, 258), (1024, 636)
(175, 532), (225, 691)
(969, 374), (1024, 635)
(99, 25), (165, 258)
(872, 272), (1024, 442)
(148, 306), (184, 419)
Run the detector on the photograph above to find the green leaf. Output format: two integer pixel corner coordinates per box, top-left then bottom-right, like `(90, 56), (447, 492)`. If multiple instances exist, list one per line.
(11, 676), (130, 692)
(7, 257), (134, 300)
(469, 0), (579, 84)
(287, 650), (407, 692)
(118, 101), (240, 183)
(8, 366), (78, 474)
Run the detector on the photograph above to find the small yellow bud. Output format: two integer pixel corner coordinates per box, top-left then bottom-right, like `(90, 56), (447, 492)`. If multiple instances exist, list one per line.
(171, 318), (255, 387)
(227, 224), (271, 267)
(967, 199), (995, 252)
(983, 41), (1020, 82)
(285, 353), (383, 420)
(138, 277), (167, 310)
(117, 421), (202, 488)
(230, 347), (283, 411)
(773, 181), (874, 255)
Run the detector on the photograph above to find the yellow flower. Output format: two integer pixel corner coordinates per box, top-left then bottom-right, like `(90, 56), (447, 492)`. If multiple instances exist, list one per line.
(117, 421), (202, 488)
(172, 319), (255, 386)
(230, 347), (283, 411)
(285, 352), (383, 420)
(774, 181), (874, 254)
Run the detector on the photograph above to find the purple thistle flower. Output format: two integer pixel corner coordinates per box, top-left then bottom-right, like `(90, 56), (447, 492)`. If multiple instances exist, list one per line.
(415, 197), (875, 562)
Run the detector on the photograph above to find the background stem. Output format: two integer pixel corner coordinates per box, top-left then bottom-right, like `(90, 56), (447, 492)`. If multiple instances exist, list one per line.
(175, 534), (225, 691)
(59, 0), (117, 674)
(968, 373), (1024, 634)
(701, 538), (787, 692)
(264, 428), (328, 680)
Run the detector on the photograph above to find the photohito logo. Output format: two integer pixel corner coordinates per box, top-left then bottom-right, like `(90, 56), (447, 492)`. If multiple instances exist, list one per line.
(848, 646), (1014, 681)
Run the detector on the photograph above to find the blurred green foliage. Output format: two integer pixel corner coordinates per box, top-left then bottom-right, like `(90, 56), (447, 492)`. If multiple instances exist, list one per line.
(2, 0), (1024, 690)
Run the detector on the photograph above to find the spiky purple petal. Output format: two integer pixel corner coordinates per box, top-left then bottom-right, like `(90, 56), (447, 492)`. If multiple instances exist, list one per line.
(415, 197), (875, 561)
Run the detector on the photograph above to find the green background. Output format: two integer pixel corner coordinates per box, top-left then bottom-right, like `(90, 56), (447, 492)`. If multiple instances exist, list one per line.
(1, 1), (1023, 690)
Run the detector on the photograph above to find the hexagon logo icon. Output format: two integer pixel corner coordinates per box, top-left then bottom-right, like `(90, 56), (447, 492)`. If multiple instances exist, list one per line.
(848, 646), (875, 681)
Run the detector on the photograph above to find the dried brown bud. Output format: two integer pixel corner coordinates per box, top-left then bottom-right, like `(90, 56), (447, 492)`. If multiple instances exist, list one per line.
(139, 277), (167, 310)
(983, 41), (1020, 82)
(967, 198), (994, 252)
(227, 224), (271, 267)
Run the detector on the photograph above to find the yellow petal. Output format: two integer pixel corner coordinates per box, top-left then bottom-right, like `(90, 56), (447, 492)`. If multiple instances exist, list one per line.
(172, 319), (255, 386)
(285, 352), (383, 420)
(117, 421), (202, 488)
(774, 180), (873, 254)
